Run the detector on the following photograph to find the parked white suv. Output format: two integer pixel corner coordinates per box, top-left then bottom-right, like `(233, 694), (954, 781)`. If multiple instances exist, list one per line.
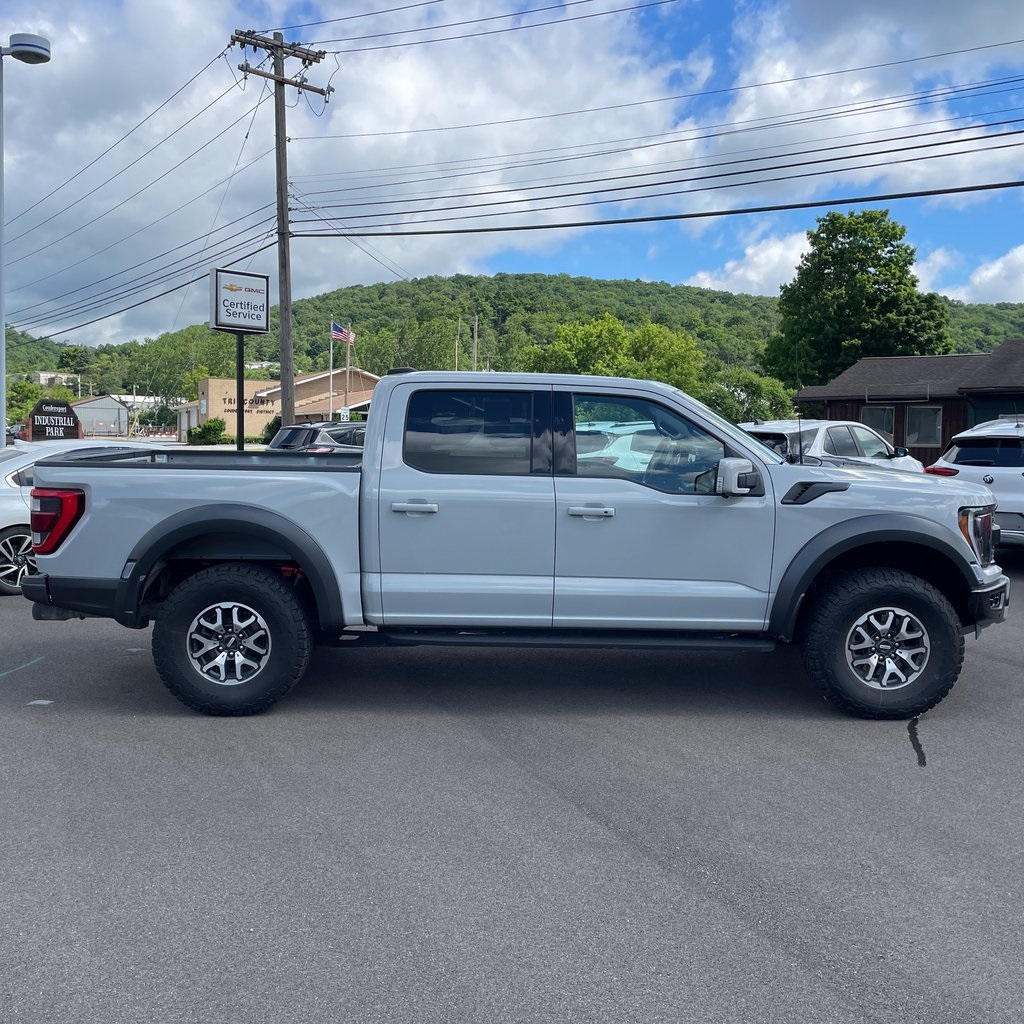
(926, 419), (1024, 546)
(739, 419), (924, 472)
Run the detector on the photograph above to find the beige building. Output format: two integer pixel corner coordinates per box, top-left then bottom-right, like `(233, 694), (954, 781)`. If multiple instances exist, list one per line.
(177, 368), (380, 441)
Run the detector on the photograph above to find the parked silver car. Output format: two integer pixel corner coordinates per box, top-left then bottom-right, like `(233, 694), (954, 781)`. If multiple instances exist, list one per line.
(266, 421), (365, 453)
(739, 419), (924, 472)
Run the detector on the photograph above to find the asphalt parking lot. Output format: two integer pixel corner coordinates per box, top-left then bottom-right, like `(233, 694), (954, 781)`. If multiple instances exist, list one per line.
(2, 552), (1023, 1024)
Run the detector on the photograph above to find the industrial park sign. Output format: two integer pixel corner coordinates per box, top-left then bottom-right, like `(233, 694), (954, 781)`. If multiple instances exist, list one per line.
(209, 269), (271, 334)
(29, 399), (82, 441)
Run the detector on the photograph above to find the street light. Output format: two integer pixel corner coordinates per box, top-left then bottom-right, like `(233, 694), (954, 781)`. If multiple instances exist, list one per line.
(1, 32), (51, 449)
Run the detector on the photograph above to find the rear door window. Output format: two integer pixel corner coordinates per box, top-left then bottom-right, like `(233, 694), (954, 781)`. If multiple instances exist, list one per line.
(824, 425), (860, 457)
(404, 390), (541, 475)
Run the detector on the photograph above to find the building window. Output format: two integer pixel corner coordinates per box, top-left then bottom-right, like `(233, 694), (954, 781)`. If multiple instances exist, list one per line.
(860, 405), (894, 442)
(905, 406), (942, 447)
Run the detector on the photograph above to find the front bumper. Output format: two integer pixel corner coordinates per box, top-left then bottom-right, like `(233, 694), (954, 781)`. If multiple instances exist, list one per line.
(967, 574), (1010, 632)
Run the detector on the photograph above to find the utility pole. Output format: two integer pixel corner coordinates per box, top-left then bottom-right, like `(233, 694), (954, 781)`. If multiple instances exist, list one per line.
(230, 29), (329, 426)
(472, 314), (479, 371)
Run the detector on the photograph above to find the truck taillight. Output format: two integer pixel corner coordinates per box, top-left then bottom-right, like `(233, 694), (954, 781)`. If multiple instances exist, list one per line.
(31, 488), (85, 554)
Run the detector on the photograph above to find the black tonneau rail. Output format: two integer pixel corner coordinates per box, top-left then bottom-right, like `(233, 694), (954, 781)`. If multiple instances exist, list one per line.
(35, 449), (362, 471)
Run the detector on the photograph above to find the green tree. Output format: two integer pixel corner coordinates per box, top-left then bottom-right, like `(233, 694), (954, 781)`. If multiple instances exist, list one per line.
(702, 367), (794, 423)
(6, 378), (43, 422)
(764, 210), (950, 387)
(57, 344), (96, 375)
(519, 314), (707, 397)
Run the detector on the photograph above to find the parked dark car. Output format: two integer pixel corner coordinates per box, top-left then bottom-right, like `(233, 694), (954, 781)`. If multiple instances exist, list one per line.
(266, 421), (365, 453)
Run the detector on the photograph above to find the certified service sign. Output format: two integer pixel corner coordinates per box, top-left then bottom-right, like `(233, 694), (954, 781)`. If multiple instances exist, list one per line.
(210, 269), (271, 334)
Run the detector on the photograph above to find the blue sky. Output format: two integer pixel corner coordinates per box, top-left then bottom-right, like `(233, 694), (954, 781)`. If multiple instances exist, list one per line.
(3, 0), (1024, 346)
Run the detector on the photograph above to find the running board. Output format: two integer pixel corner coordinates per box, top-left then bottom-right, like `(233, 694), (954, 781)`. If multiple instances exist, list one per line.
(325, 628), (776, 652)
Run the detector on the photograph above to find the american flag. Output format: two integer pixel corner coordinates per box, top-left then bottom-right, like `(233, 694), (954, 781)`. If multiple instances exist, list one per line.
(331, 320), (355, 345)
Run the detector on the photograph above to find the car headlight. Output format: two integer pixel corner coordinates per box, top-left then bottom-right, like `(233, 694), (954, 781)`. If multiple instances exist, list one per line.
(959, 506), (995, 567)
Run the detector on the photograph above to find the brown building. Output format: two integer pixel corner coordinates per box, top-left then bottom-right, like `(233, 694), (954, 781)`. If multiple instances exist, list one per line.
(177, 368), (381, 441)
(795, 338), (1024, 466)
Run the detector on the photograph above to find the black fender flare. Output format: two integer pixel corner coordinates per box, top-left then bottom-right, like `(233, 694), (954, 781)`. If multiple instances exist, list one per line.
(112, 504), (343, 631)
(767, 513), (976, 641)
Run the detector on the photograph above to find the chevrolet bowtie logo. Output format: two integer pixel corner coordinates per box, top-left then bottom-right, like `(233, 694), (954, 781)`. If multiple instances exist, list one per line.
(223, 284), (243, 292)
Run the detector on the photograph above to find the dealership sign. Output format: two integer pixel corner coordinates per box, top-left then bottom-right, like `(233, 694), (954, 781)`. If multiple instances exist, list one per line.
(209, 269), (271, 334)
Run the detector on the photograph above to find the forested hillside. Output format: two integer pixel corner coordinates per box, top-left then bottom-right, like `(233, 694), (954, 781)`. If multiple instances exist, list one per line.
(5, 273), (1024, 393)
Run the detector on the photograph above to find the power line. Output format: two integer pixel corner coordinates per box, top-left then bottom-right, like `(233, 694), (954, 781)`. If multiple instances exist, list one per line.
(9, 152), (274, 299)
(308, 0), (681, 53)
(290, 189), (415, 280)
(304, 0), (606, 47)
(6, 92), (275, 266)
(4, 50), (229, 230)
(21, 239), (280, 341)
(294, 42), (1024, 141)
(289, 179), (1024, 237)
(260, 0), (450, 34)
(289, 126), (1024, 225)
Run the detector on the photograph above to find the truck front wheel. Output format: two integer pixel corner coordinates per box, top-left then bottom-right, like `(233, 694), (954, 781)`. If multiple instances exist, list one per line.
(802, 567), (964, 719)
(152, 563), (312, 715)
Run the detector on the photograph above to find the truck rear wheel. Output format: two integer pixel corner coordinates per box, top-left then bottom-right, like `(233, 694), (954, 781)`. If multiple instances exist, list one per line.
(152, 563), (312, 715)
(802, 567), (964, 719)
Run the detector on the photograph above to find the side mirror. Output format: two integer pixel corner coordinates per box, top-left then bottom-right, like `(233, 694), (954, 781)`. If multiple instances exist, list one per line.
(893, 446), (910, 458)
(715, 457), (757, 497)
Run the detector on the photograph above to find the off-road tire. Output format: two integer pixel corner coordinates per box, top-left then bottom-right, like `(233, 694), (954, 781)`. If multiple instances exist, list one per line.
(802, 567), (964, 719)
(152, 563), (312, 716)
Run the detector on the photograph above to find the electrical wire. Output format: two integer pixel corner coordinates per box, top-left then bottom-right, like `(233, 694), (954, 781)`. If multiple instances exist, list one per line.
(7, 92), (275, 267)
(290, 189), (415, 280)
(289, 178), (1024, 237)
(309, 0), (681, 53)
(28, 240), (280, 342)
(4, 50), (229, 230)
(9, 152), (274, 299)
(288, 125), (1024, 225)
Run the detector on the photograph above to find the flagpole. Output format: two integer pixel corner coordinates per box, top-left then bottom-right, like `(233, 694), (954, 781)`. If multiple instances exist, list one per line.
(328, 325), (334, 420)
(344, 322), (351, 411)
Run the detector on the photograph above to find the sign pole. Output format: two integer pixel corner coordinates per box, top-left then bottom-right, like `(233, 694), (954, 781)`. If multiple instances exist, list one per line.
(235, 331), (246, 450)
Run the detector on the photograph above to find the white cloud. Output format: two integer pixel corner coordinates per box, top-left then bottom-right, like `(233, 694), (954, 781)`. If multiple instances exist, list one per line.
(684, 231), (807, 295)
(913, 247), (960, 292)
(945, 245), (1024, 303)
(3, 0), (1023, 347)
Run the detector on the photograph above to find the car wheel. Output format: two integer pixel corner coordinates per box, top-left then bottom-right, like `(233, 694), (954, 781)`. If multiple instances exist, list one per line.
(152, 563), (312, 716)
(801, 567), (964, 719)
(0, 526), (35, 596)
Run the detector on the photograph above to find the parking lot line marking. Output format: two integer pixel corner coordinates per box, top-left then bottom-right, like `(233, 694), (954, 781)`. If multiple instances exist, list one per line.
(0, 656), (44, 679)
(27, 700), (53, 706)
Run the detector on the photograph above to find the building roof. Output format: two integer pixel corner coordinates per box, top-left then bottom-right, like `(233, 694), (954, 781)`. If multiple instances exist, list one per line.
(71, 395), (129, 409)
(957, 338), (1024, 391)
(795, 339), (1024, 402)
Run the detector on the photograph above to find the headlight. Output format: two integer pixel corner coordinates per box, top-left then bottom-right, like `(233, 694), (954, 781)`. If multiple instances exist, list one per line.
(959, 506), (995, 567)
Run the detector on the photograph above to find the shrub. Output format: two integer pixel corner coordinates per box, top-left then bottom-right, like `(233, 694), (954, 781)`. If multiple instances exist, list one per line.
(186, 418), (229, 445)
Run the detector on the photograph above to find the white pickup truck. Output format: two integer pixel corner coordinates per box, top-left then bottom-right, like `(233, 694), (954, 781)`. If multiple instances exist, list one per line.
(23, 370), (1009, 718)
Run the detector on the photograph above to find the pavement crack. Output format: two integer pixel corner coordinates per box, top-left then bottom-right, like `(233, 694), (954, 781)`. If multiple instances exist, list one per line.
(907, 716), (927, 767)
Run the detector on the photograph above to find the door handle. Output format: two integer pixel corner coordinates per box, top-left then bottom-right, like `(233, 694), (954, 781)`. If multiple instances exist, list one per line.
(567, 505), (615, 518)
(391, 501), (439, 514)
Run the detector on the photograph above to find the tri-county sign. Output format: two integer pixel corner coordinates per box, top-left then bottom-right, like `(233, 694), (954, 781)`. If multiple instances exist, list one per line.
(209, 269), (271, 334)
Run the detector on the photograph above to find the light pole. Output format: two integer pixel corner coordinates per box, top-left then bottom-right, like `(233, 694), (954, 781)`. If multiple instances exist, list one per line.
(1, 32), (51, 449)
